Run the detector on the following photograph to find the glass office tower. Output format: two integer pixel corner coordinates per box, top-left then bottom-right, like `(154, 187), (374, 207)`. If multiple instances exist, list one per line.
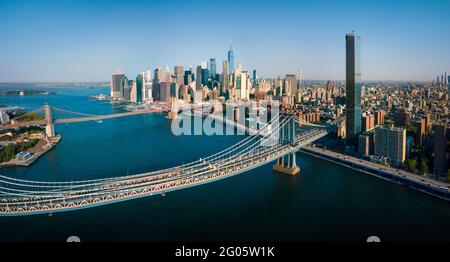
(208, 58), (217, 77)
(228, 46), (234, 75)
(135, 73), (144, 102)
(345, 32), (362, 143)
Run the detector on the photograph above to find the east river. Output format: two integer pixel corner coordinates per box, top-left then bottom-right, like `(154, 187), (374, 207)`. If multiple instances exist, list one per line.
(0, 86), (449, 241)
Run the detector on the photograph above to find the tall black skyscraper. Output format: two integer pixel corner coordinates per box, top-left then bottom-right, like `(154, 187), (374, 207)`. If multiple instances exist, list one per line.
(196, 66), (203, 91)
(345, 32), (362, 143)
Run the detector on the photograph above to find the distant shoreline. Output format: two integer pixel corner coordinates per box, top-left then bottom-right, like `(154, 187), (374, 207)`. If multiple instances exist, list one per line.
(0, 90), (57, 96)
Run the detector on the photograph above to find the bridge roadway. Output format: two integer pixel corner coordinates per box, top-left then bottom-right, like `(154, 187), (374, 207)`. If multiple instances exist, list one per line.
(54, 108), (167, 124)
(0, 127), (328, 216)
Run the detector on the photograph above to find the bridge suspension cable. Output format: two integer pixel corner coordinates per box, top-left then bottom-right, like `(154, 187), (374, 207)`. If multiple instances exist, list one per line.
(11, 107), (45, 121)
(215, 115), (292, 167)
(51, 107), (98, 117)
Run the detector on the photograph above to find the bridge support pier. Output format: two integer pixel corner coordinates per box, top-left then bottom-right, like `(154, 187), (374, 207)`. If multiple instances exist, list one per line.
(273, 115), (300, 175)
(273, 161), (300, 175)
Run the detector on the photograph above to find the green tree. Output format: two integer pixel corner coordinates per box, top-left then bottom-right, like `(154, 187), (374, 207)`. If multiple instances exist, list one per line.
(418, 158), (428, 175)
(404, 158), (417, 172)
(0, 144), (16, 163)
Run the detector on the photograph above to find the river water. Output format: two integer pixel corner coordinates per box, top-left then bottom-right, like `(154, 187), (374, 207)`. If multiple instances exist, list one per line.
(0, 86), (449, 242)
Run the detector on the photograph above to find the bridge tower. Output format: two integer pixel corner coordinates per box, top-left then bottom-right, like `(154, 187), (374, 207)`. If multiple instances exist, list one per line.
(168, 97), (178, 119)
(44, 104), (55, 137)
(273, 115), (300, 175)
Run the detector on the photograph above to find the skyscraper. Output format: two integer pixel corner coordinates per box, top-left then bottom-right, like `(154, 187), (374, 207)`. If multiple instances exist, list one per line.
(394, 109), (411, 127)
(222, 60), (229, 95)
(433, 120), (448, 175)
(275, 76), (282, 96)
(414, 119), (426, 147)
(170, 82), (178, 98)
(235, 71), (250, 100)
(374, 110), (385, 125)
(284, 74), (297, 96)
(122, 78), (131, 100)
(146, 67), (152, 84)
(160, 82), (171, 103)
(235, 63), (242, 76)
(208, 58), (216, 77)
(111, 72), (126, 99)
(200, 68), (209, 87)
(326, 80), (333, 92)
(135, 72), (144, 102)
(174, 65), (184, 86)
(184, 69), (193, 85)
(374, 125), (406, 166)
(299, 68), (304, 86)
(228, 46), (234, 74)
(153, 67), (162, 84)
(361, 112), (375, 132)
(345, 32), (362, 142)
(196, 65), (203, 91)
(358, 133), (371, 156)
(152, 83), (160, 101)
(129, 80), (137, 102)
(164, 66), (171, 83)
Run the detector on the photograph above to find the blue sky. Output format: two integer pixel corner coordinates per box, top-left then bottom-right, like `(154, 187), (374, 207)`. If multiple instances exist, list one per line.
(0, 0), (449, 82)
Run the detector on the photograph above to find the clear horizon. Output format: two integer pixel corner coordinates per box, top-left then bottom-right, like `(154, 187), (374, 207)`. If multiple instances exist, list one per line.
(1, 0), (449, 82)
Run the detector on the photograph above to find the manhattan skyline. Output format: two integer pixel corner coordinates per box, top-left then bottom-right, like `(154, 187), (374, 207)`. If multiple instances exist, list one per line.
(0, 0), (450, 82)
